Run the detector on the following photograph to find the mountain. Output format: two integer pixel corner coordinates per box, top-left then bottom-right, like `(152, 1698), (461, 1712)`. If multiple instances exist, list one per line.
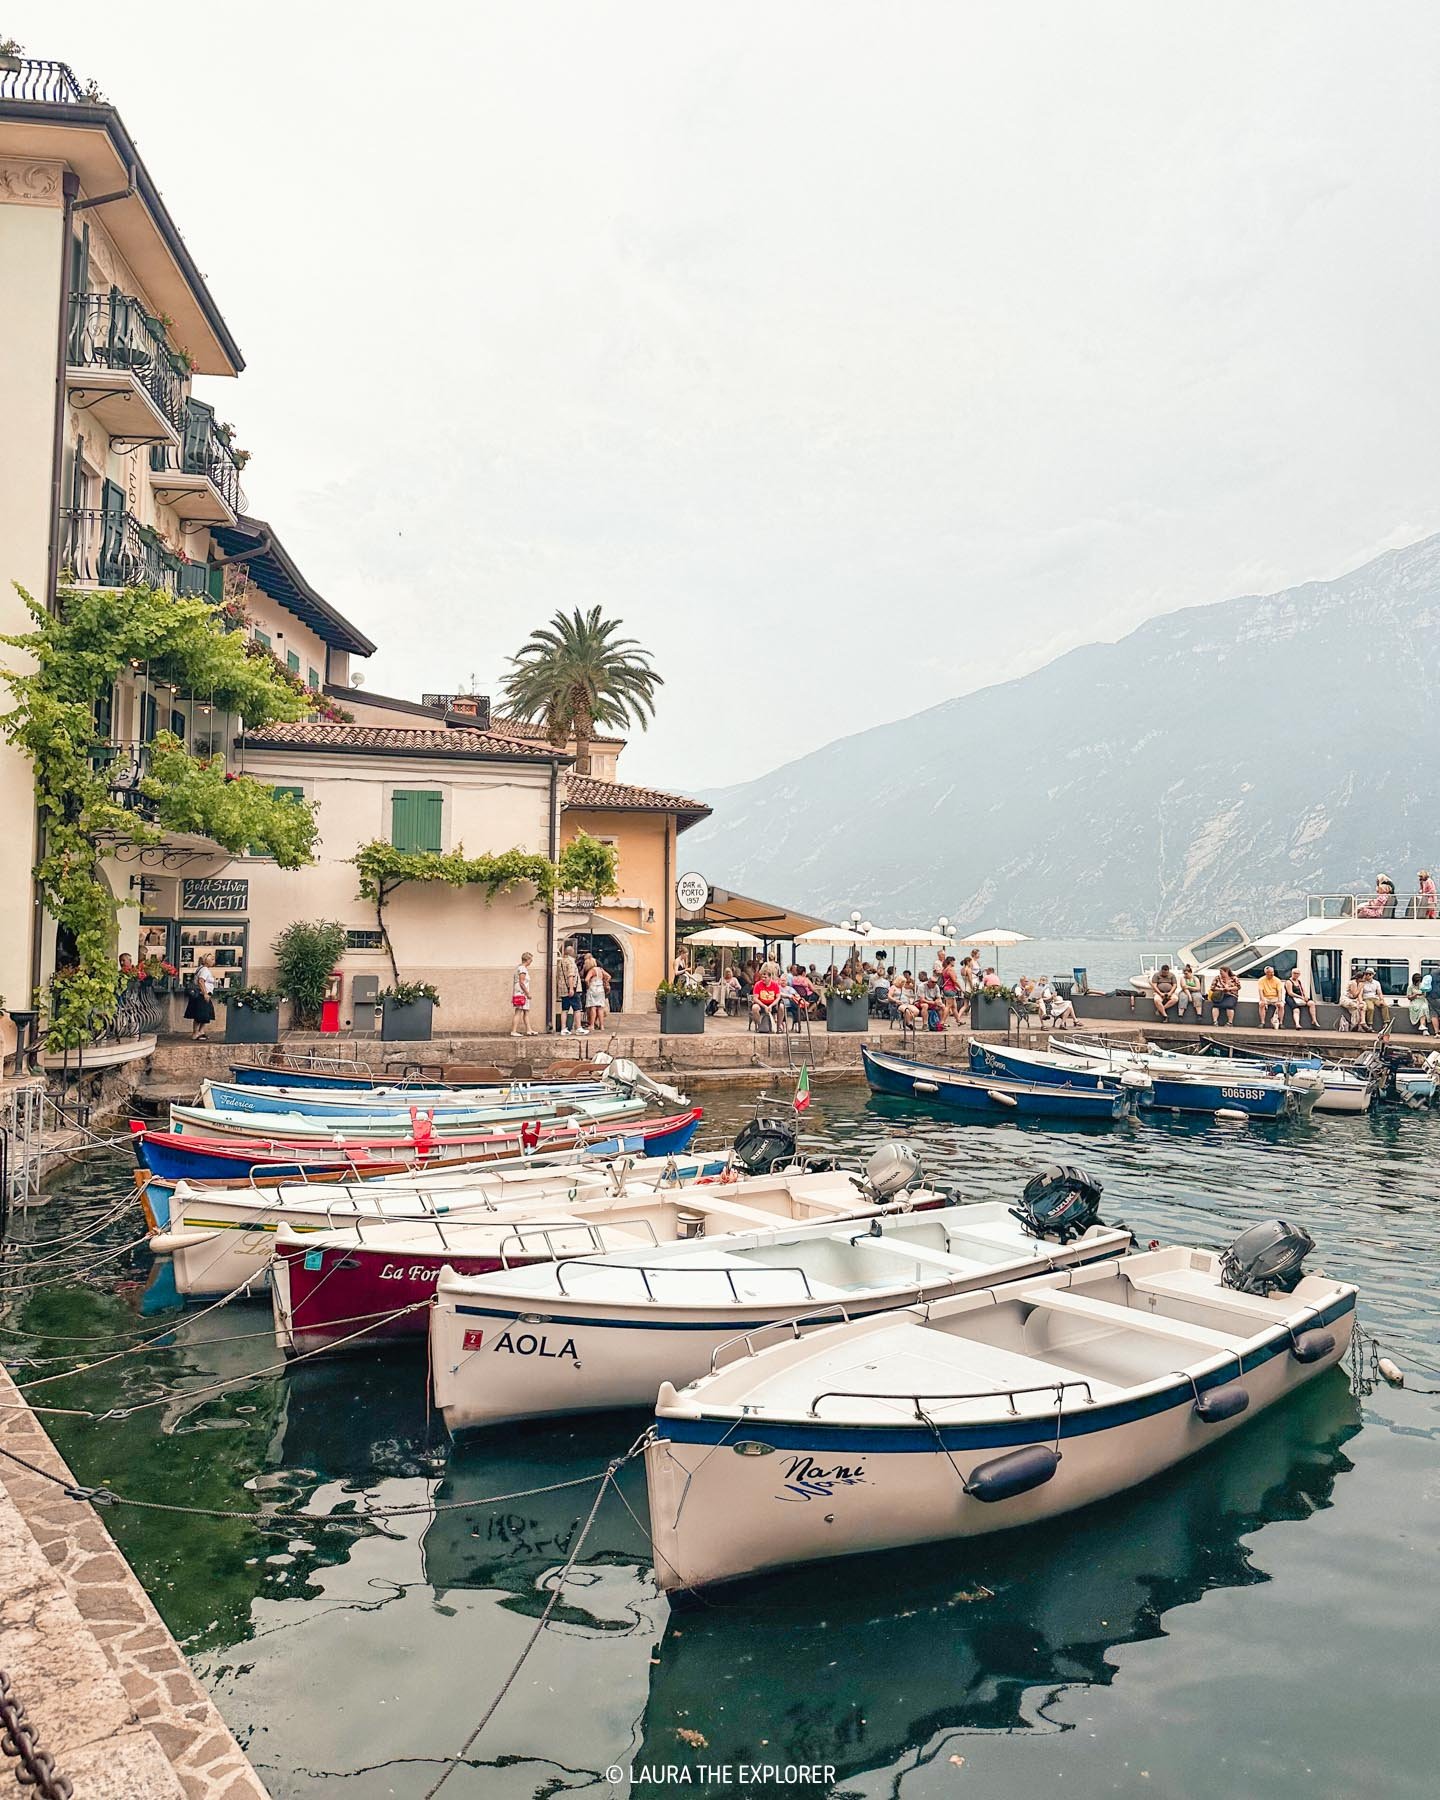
(683, 535), (1440, 937)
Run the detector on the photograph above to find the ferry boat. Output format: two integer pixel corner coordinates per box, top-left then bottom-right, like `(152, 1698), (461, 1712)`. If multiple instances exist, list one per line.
(1131, 890), (1440, 1015)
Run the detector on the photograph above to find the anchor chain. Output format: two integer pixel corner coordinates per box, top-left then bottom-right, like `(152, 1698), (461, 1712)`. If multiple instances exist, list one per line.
(0, 1669), (74, 1799)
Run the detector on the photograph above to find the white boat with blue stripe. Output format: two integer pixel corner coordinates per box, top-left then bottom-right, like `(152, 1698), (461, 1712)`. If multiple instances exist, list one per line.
(645, 1223), (1356, 1594)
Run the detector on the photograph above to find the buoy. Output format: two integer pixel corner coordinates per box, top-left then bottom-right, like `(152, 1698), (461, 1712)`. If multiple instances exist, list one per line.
(1378, 1357), (1405, 1387)
(986, 1090), (1019, 1108)
(913, 1081), (939, 1095)
(1214, 1107), (1248, 1123)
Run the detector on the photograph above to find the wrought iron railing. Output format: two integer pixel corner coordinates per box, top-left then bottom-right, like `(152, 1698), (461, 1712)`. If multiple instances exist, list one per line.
(61, 508), (174, 591)
(0, 57), (87, 103)
(89, 739), (155, 813)
(67, 289), (186, 429)
(150, 399), (243, 514)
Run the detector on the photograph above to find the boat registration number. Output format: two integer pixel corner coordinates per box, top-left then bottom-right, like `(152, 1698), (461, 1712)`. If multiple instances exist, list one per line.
(1221, 1088), (1267, 1101)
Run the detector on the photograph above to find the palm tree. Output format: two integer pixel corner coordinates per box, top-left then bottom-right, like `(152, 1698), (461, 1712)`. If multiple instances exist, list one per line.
(501, 607), (662, 775)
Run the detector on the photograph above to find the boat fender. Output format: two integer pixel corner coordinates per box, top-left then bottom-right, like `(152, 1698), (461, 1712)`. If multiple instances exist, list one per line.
(964, 1443), (1060, 1503)
(1378, 1357), (1405, 1387)
(986, 1089), (1019, 1108)
(913, 1080), (939, 1095)
(1290, 1328), (1336, 1363)
(1214, 1107), (1248, 1123)
(148, 1231), (217, 1254)
(1193, 1383), (1250, 1423)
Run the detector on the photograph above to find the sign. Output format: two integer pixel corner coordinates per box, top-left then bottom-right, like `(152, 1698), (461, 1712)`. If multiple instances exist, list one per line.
(182, 877), (249, 914)
(676, 870), (710, 913)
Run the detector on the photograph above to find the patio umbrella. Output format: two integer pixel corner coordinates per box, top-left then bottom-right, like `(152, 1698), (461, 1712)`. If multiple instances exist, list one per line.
(681, 924), (765, 991)
(959, 926), (1029, 979)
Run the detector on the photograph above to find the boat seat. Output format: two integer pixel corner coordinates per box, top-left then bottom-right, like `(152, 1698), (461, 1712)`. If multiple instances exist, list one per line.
(1122, 1267), (1305, 1323)
(1022, 1289), (1241, 1350)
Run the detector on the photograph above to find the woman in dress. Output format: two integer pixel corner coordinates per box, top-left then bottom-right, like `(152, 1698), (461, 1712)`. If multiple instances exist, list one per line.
(1285, 966), (1319, 1028)
(583, 956), (609, 1035)
(511, 950), (534, 1036)
(185, 953), (217, 1042)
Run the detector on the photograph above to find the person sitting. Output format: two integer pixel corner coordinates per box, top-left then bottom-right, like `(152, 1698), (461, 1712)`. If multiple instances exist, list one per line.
(919, 973), (943, 1031)
(1256, 965), (1285, 1029)
(1357, 876), (1396, 919)
(722, 969), (743, 1014)
(893, 975), (921, 1031)
(1177, 963), (1205, 1018)
(981, 966), (1001, 990)
(1210, 966), (1239, 1025)
(1040, 978), (1078, 1029)
(1338, 973), (1365, 1032)
(1406, 975), (1432, 1036)
(1285, 967), (1319, 1028)
(1149, 963), (1180, 1019)
(1360, 968), (1386, 1031)
(750, 970), (782, 1033)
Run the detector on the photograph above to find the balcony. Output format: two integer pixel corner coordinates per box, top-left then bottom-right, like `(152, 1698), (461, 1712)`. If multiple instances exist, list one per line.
(66, 289), (185, 446)
(60, 507), (215, 597)
(38, 978), (164, 1075)
(89, 739), (236, 866)
(0, 57), (87, 103)
(149, 398), (242, 524)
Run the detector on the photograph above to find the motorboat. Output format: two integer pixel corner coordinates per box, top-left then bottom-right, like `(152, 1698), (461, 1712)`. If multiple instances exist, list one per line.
(130, 1107), (704, 1187)
(984, 1038), (1366, 1116)
(430, 1165), (1133, 1432)
(646, 1221), (1356, 1593)
(1047, 1039), (1322, 1119)
(274, 1167), (944, 1356)
(199, 1076), (623, 1115)
(861, 1045), (1139, 1122)
(166, 1092), (648, 1142)
(225, 1051), (684, 1106)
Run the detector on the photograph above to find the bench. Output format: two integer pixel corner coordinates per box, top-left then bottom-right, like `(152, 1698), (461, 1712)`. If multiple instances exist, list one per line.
(1022, 1288), (1243, 1351)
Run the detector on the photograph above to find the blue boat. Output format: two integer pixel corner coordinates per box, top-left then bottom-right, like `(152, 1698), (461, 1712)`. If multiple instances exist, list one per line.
(968, 1040), (1140, 1092)
(861, 1045), (1132, 1121)
(1044, 1043), (1301, 1118)
(229, 1063), (383, 1090)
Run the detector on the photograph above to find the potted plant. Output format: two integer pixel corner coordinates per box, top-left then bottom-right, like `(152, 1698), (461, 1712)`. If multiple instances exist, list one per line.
(972, 984), (1017, 1031)
(824, 976), (870, 1033)
(0, 40), (24, 74)
(220, 985), (282, 1045)
(273, 919), (347, 1028)
(656, 977), (706, 1036)
(379, 980), (439, 1042)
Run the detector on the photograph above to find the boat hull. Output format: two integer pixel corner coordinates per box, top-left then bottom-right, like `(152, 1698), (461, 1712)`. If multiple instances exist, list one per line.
(861, 1046), (1128, 1121)
(645, 1295), (1355, 1594)
(202, 1078), (614, 1116)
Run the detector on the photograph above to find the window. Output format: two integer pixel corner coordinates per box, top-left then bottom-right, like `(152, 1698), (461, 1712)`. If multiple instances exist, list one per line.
(345, 928), (385, 951)
(308, 667), (320, 691)
(1234, 948), (1296, 980)
(286, 650), (300, 676)
(390, 789), (442, 854)
(169, 710), (186, 743)
(253, 629), (271, 652)
(139, 691), (158, 744)
(1352, 957), (1408, 995)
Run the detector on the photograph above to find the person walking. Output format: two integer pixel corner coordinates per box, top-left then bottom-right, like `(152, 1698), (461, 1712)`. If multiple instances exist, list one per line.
(185, 953), (217, 1042)
(511, 950), (535, 1036)
(582, 955), (609, 1035)
(556, 942), (581, 1034)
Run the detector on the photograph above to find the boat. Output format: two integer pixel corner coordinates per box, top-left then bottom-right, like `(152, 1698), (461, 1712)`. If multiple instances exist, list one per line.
(860, 1045), (1138, 1121)
(131, 1107), (703, 1186)
(979, 1039), (1359, 1116)
(645, 1220), (1356, 1593)
(1046, 1039), (1321, 1119)
(166, 1093), (648, 1142)
(273, 1170), (941, 1355)
(1123, 891), (1440, 1021)
(430, 1164), (1133, 1432)
(225, 1051), (684, 1105)
(199, 1076), (623, 1116)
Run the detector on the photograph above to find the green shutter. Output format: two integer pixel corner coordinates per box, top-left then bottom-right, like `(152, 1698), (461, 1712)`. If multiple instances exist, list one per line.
(271, 785), (303, 803)
(390, 789), (442, 853)
(253, 629), (271, 652)
(285, 650), (300, 675)
(307, 667), (320, 690)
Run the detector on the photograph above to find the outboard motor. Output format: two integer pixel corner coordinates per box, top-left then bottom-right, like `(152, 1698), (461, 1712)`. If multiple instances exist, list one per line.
(1220, 1219), (1314, 1296)
(1011, 1164), (1104, 1243)
(732, 1111), (798, 1175)
(860, 1141), (923, 1201)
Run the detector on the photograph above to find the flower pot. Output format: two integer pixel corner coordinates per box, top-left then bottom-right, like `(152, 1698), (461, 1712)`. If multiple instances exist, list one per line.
(659, 996), (706, 1035)
(382, 997), (435, 1042)
(223, 1005), (280, 1046)
(825, 995), (870, 1033)
(972, 994), (1011, 1032)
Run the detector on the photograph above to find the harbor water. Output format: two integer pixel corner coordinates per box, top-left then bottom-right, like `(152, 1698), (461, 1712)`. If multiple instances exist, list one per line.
(2, 1086), (1437, 1800)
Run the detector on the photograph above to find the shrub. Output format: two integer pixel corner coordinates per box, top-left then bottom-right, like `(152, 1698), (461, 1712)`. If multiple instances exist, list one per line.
(272, 920), (346, 1026)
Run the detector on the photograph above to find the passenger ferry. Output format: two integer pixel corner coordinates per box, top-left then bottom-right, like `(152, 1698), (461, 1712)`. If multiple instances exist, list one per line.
(1135, 889), (1440, 1008)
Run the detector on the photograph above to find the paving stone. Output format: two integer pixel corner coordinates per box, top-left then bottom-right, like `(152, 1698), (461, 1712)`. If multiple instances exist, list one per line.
(63, 1730), (190, 1798)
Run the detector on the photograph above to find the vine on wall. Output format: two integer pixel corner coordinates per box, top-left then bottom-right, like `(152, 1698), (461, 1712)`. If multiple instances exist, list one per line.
(353, 842), (560, 984)
(1, 583), (319, 1047)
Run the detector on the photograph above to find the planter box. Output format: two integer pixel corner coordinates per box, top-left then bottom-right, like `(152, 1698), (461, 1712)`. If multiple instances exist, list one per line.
(223, 1005), (281, 1046)
(659, 997), (706, 1035)
(972, 994), (1012, 1032)
(825, 995), (870, 1033)
(382, 997), (435, 1042)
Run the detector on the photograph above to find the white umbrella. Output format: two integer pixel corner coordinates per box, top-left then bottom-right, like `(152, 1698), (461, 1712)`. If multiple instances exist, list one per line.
(795, 926), (870, 947)
(683, 926), (764, 948)
(958, 926), (1029, 979)
(869, 927), (948, 946)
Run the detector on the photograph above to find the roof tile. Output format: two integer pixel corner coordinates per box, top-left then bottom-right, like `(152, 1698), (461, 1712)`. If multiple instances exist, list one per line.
(239, 722), (566, 759)
(565, 773), (711, 818)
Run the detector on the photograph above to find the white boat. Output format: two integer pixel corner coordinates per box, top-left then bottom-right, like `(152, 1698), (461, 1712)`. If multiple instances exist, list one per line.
(167, 1093), (648, 1141)
(1050, 1037), (1369, 1115)
(645, 1224), (1357, 1594)
(1130, 893), (1440, 1021)
(430, 1176), (1133, 1433)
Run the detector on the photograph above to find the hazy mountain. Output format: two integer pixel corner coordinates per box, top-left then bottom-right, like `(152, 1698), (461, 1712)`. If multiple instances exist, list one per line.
(684, 535), (1440, 937)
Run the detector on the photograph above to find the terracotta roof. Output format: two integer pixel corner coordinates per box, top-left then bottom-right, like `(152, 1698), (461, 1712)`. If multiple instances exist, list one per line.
(565, 773), (711, 826)
(489, 717), (625, 748)
(239, 722), (569, 761)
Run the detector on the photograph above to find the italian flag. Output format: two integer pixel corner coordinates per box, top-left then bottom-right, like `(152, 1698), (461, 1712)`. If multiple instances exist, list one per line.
(793, 1067), (811, 1112)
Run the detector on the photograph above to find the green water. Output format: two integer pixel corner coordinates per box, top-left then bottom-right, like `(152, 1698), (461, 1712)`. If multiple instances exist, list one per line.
(2, 1088), (1437, 1799)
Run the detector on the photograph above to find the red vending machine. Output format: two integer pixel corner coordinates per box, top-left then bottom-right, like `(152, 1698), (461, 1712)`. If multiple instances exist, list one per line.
(320, 969), (343, 1034)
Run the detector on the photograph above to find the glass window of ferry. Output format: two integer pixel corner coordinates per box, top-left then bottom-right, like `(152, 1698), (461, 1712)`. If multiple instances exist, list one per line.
(1234, 948), (1296, 980)
(1181, 924), (1252, 967)
(1352, 958), (1409, 995)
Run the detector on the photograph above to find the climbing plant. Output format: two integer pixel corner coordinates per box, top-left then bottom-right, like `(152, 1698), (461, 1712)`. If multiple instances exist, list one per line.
(1, 582), (318, 1048)
(556, 831), (620, 900)
(353, 841), (557, 984)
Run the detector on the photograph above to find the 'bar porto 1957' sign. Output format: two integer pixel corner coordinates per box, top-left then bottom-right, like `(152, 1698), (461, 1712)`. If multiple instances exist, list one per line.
(182, 878), (250, 914)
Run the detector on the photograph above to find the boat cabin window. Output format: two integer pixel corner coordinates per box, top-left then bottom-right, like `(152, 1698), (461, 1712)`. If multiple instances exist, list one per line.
(1233, 948), (1297, 980)
(1179, 923), (1251, 968)
(1351, 958), (1409, 995)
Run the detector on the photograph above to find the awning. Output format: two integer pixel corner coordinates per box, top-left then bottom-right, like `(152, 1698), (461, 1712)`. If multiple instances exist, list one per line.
(559, 909), (651, 937)
(697, 888), (832, 941)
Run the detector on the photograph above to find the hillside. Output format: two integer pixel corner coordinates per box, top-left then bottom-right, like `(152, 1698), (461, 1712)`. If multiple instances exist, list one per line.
(683, 535), (1440, 936)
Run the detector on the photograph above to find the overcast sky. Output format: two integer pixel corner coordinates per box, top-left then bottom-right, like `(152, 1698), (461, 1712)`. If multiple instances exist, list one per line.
(23, 1), (1440, 788)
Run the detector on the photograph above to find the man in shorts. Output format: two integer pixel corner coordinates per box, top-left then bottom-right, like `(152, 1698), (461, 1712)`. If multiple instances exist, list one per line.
(556, 941), (582, 1034)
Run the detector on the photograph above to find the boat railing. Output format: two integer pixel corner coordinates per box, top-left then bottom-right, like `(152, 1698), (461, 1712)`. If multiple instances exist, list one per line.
(806, 1376), (1098, 1419)
(496, 1217), (661, 1267)
(235, 1046), (372, 1076)
(551, 1260), (817, 1302)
